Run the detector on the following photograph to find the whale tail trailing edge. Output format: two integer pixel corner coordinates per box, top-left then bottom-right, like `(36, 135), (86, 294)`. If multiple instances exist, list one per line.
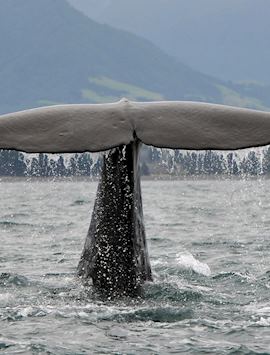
(1, 99), (270, 152)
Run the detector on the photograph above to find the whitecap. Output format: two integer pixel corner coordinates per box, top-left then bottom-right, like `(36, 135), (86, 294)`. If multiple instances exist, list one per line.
(176, 251), (211, 276)
(256, 317), (270, 326)
(0, 293), (14, 306)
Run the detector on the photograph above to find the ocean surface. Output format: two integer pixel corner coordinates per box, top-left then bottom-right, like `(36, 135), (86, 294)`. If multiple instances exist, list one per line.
(0, 177), (270, 354)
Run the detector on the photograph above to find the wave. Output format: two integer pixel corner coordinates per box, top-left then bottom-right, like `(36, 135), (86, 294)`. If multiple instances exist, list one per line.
(0, 342), (13, 350)
(2, 307), (48, 321)
(114, 306), (193, 323)
(73, 305), (193, 323)
(227, 344), (270, 355)
(0, 300), (192, 324)
(144, 281), (203, 303)
(212, 271), (253, 283)
(0, 272), (30, 287)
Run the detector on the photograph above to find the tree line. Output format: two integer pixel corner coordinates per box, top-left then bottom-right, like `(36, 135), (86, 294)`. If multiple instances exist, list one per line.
(1, 147), (270, 177)
(0, 151), (102, 177)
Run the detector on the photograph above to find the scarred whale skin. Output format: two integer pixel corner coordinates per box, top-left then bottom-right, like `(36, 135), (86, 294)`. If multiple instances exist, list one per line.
(2, 99), (270, 152)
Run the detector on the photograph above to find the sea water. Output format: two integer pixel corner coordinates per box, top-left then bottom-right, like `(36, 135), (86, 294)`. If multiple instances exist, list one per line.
(0, 178), (270, 354)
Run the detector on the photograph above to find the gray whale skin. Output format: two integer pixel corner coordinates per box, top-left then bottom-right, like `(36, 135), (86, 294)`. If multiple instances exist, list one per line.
(2, 98), (270, 297)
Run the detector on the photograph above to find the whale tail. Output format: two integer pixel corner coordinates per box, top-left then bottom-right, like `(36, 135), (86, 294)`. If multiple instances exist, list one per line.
(1, 99), (270, 153)
(2, 99), (270, 296)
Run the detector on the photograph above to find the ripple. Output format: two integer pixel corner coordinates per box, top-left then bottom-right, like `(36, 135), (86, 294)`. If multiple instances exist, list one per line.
(144, 281), (203, 302)
(2, 213), (29, 218)
(131, 307), (193, 323)
(97, 306), (193, 323)
(71, 199), (89, 206)
(212, 271), (254, 283)
(0, 220), (34, 227)
(227, 345), (270, 354)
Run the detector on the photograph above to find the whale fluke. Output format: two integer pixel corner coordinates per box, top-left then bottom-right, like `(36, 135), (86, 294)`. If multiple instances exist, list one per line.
(1, 100), (270, 153)
(133, 101), (270, 150)
(0, 102), (134, 153)
(2, 99), (270, 297)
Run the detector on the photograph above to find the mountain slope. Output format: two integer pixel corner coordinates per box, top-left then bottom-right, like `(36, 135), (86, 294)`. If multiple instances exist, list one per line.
(1, 0), (270, 115)
(0, 0), (228, 114)
(68, 0), (270, 84)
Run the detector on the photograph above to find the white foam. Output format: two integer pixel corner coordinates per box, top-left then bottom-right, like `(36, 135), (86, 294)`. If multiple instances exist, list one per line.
(176, 251), (211, 276)
(0, 293), (14, 305)
(256, 317), (270, 326)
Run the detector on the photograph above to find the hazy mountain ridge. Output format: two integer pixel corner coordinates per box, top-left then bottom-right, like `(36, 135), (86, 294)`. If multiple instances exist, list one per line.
(0, 0), (220, 113)
(0, 0), (269, 114)
(68, 0), (270, 84)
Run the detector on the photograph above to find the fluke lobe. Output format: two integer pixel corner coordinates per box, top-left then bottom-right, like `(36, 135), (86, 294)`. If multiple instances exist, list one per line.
(2, 98), (270, 296)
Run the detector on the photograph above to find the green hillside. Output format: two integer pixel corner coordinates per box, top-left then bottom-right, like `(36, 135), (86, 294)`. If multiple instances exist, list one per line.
(81, 77), (164, 103)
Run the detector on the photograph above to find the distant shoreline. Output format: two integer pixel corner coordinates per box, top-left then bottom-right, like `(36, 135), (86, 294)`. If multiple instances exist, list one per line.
(0, 174), (268, 183)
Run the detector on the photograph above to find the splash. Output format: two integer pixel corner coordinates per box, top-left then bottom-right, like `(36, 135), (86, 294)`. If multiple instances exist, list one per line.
(20, 152), (103, 177)
(1, 144), (270, 177)
(176, 251), (211, 276)
(147, 145), (270, 177)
